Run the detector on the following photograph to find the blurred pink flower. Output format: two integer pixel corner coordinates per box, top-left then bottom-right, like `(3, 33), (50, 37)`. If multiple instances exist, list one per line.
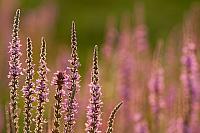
(134, 113), (149, 133)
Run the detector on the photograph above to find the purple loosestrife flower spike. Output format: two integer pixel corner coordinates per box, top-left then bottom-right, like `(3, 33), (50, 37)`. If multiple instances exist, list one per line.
(35, 37), (49, 133)
(148, 42), (165, 132)
(52, 71), (66, 133)
(22, 37), (35, 133)
(148, 59), (164, 131)
(117, 19), (133, 132)
(8, 9), (22, 133)
(64, 21), (81, 133)
(85, 45), (103, 133)
(181, 37), (199, 133)
(106, 102), (123, 133)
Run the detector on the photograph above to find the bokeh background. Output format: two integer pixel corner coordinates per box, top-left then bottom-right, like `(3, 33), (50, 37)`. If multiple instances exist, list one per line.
(1, 0), (200, 132)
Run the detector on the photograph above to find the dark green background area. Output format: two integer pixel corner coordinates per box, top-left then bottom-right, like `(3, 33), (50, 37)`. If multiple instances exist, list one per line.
(19, 0), (199, 43)
(17, 0), (200, 73)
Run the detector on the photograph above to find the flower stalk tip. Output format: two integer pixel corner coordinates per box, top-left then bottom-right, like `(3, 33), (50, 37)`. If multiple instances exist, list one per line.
(106, 102), (123, 133)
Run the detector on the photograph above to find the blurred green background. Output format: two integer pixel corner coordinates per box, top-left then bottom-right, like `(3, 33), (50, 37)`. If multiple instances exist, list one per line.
(18, 0), (200, 68)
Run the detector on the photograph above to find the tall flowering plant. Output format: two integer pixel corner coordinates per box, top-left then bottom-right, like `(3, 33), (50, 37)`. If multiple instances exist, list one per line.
(52, 71), (66, 133)
(64, 21), (81, 133)
(8, 9), (22, 133)
(148, 43), (165, 132)
(22, 37), (35, 133)
(85, 45), (103, 133)
(35, 37), (50, 133)
(181, 34), (200, 133)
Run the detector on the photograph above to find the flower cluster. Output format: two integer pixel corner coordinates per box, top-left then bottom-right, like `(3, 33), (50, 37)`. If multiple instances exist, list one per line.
(8, 9), (22, 133)
(6, 9), (123, 133)
(85, 45), (103, 133)
(148, 62), (165, 131)
(117, 19), (134, 132)
(52, 71), (66, 133)
(64, 21), (81, 133)
(22, 37), (35, 133)
(181, 35), (199, 133)
(5, 4), (200, 133)
(35, 37), (50, 133)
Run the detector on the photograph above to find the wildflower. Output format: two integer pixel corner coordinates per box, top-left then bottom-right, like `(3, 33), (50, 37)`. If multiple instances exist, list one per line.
(148, 65), (164, 115)
(181, 36), (199, 133)
(64, 21), (81, 133)
(85, 45), (102, 133)
(148, 65), (165, 131)
(35, 37), (49, 133)
(117, 17), (134, 132)
(52, 71), (66, 133)
(8, 9), (22, 133)
(148, 43), (165, 132)
(22, 37), (35, 133)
